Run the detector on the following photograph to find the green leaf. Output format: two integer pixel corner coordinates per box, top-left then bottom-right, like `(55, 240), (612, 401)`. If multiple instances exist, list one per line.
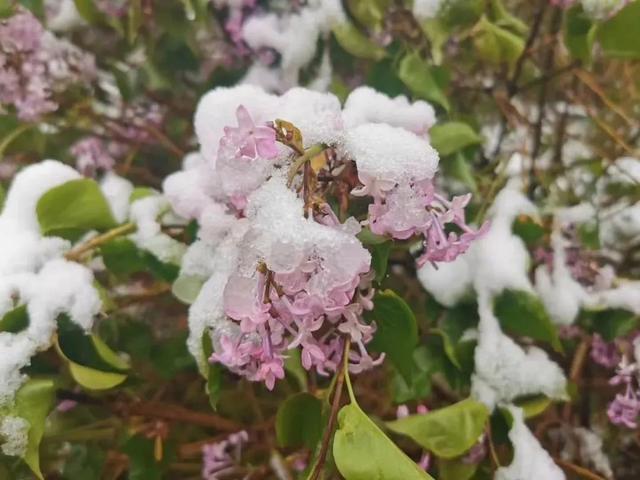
(511, 215), (545, 248)
(430, 122), (483, 156)
(13, 379), (56, 480)
(73, 0), (101, 23)
(591, 308), (638, 342)
(564, 6), (597, 64)
(129, 187), (157, 203)
(397, 52), (450, 111)
(284, 349), (308, 392)
(494, 289), (562, 352)
(0, 304), (29, 333)
(91, 335), (130, 371)
(334, 403), (434, 480)
(371, 241), (392, 283)
(67, 363), (128, 390)
(346, 0), (389, 28)
(206, 363), (223, 410)
(276, 393), (323, 450)
(438, 457), (478, 480)
(357, 228), (389, 245)
(489, 0), (528, 35)
(387, 398), (489, 459)
(36, 179), (117, 240)
(472, 15), (525, 70)
(514, 395), (552, 418)
(369, 290), (419, 381)
(597, 1), (640, 59)
(332, 23), (387, 60)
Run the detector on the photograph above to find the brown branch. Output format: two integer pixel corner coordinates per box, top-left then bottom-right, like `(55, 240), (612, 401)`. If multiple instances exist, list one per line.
(554, 458), (607, 480)
(120, 399), (242, 432)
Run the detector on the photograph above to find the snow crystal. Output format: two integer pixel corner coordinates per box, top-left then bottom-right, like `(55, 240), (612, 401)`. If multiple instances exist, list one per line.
(495, 407), (565, 480)
(342, 87), (436, 135)
(417, 255), (473, 307)
(129, 195), (186, 265)
(472, 294), (568, 409)
(341, 123), (439, 186)
(535, 231), (588, 326)
(100, 172), (133, 223)
(561, 428), (613, 479)
(0, 416), (30, 457)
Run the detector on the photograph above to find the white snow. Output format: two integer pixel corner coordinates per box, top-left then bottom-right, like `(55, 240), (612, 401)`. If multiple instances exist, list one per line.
(100, 172), (133, 223)
(0, 416), (30, 457)
(341, 123), (439, 185)
(342, 87), (436, 135)
(495, 407), (565, 480)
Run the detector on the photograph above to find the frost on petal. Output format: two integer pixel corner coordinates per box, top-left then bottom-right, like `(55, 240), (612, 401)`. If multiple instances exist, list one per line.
(495, 407), (566, 480)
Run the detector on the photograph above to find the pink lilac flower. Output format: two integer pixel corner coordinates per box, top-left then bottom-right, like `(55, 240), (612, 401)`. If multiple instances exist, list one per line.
(56, 399), (78, 413)
(462, 434), (487, 464)
(219, 105), (279, 161)
(0, 9), (95, 121)
(71, 136), (116, 176)
(590, 334), (621, 369)
(607, 357), (640, 429)
(202, 430), (248, 480)
(356, 173), (488, 267)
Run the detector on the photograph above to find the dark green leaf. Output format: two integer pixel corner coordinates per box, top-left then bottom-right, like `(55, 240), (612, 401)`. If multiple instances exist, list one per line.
(472, 15), (525, 70)
(334, 403), (434, 480)
(591, 308), (638, 342)
(276, 393), (323, 450)
(369, 290), (419, 381)
(371, 241), (392, 283)
(494, 289), (562, 351)
(36, 179), (117, 240)
(0, 304), (29, 333)
(430, 121), (483, 156)
(397, 52), (450, 111)
(387, 398), (489, 459)
(564, 6), (596, 64)
(511, 215), (545, 248)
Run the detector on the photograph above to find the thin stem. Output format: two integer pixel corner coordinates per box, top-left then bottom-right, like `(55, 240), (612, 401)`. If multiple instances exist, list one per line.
(286, 144), (325, 187)
(0, 123), (33, 158)
(307, 338), (351, 480)
(554, 458), (607, 480)
(65, 222), (136, 261)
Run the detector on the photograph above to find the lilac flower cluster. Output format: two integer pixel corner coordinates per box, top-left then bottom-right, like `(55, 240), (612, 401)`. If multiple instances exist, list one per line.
(607, 356), (640, 429)
(70, 136), (117, 177)
(0, 9), (95, 121)
(364, 183), (488, 267)
(206, 106), (384, 389)
(590, 334), (621, 369)
(201, 431), (248, 479)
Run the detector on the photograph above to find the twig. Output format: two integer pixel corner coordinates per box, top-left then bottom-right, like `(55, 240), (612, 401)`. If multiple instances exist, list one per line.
(554, 457), (607, 480)
(307, 338), (351, 480)
(121, 399), (242, 432)
(65, 222), (137, 261)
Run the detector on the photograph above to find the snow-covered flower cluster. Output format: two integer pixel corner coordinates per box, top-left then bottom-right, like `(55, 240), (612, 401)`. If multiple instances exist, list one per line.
(0, 8), (96, 121)
(163, 84), (483, 389)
